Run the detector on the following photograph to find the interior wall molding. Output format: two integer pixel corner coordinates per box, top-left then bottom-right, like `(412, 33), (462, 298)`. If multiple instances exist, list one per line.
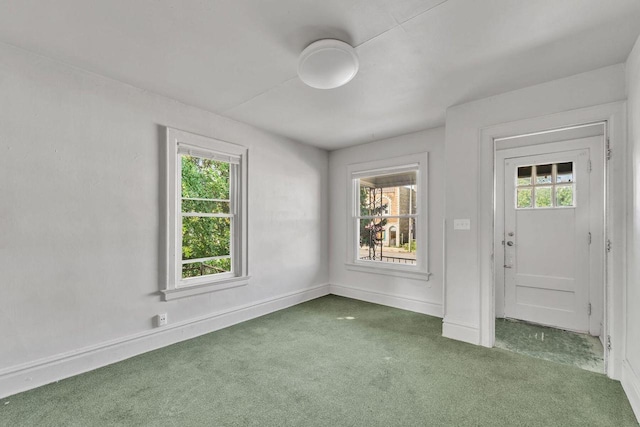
(622, 360), (640, 421)
(442, 318), (480, 345)
(330, 283), (443, 318)
(0, 283), (331, 399)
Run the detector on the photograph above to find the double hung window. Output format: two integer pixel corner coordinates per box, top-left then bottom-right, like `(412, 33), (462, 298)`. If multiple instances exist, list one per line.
(164, 128), (248, 300)
(346, 153), (430, 280)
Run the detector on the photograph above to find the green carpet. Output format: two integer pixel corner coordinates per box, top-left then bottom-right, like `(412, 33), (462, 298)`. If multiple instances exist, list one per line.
(495, 318), (605, 373)
(1, 295), (637, 426)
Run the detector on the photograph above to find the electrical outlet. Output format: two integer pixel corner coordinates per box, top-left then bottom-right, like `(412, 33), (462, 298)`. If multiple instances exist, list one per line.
(156, 313), (168, 327)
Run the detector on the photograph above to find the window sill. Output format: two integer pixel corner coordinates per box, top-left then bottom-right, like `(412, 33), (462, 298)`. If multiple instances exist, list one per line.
(345, 262), (431, 281)
(162, 276), (250, 301)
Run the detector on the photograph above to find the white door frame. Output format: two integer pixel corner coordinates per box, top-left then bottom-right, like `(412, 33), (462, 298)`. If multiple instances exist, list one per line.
(478, 101), (627, 380)
(495, 138), (604, 335)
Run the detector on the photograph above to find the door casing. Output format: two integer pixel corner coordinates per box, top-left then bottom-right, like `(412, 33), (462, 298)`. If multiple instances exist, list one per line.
(495, 137), (604, 336)
(477, 101), (627, 380)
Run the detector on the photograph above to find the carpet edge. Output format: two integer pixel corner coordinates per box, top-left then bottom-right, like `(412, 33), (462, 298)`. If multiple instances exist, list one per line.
(0, 283), (331, 399)
(329, 283), (443, 317)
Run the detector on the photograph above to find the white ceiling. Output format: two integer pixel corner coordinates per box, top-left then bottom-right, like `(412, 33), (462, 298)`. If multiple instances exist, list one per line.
(1, 0), (639, 150)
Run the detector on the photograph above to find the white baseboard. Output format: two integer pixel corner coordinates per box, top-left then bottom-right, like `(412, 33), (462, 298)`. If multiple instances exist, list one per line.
(622, 360), (640, 423)
(442, 318), (480, 345)
(329, 283), (443, 318)
(0, 283), (330, 399)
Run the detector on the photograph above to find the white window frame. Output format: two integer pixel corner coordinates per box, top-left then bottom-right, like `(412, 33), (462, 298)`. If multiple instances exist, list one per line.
(346, 152), (430, 280)
(163, 128), (249, 301)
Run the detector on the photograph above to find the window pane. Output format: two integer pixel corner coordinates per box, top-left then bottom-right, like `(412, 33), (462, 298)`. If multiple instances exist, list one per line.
(517, 188), (532, 208)
(359, 183), (380, 217)
(354, 165), (422, 268)
(556, 185), (574, 207)
(181, 155), (230, 200)
(517, 166), (532, 186)
(358, 218), (386, 252)
(182, 216), (231, 260)
(397, 184), (417, 215)
(182, 258), (231, 279)
(556, 162), (574, 183)
(359, 171), (417, 216)
(182, 199), (230, 214)
(359, 182), (371, 216)
(396, 220), (417, 265)
(536, 164), (552, 184)
(357, 218), (417, 265)
(535, 187), (552, 207)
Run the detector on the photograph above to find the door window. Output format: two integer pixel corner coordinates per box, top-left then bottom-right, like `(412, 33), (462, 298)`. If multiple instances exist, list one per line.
(516, 162), (575, 209)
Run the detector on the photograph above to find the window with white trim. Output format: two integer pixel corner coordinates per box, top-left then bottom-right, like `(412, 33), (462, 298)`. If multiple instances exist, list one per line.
(164, 128), (248, 300)
(346, 153), (430, 280)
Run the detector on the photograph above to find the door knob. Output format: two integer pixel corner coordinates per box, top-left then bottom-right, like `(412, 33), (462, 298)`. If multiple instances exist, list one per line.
(506, 241), (514, 246)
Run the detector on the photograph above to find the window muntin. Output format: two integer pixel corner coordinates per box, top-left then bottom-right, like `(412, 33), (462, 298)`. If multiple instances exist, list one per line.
(355, 170), (418, 266)
(165, 128), (248, 300)
(516, 162), (575, 209)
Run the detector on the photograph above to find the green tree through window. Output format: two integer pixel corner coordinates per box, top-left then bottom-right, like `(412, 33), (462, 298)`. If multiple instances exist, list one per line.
(181, 155), (232, 278)
(359, 186), (388, 249)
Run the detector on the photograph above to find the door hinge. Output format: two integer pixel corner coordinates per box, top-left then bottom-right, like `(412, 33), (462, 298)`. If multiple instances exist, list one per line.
(588, 232), (592, 245)
(607, 335), (612, 351)
(606, 239), (612, 252)
(587, 160), (592, 173)
(606, 138), (612, 160)
(588, 303), (592, 316)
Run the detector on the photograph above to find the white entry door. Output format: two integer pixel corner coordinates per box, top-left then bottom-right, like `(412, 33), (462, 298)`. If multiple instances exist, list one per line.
(503, 149), (591, 332)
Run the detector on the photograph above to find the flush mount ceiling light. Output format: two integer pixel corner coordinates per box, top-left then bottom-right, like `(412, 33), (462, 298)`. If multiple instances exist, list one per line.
(298, 39), (359, 89)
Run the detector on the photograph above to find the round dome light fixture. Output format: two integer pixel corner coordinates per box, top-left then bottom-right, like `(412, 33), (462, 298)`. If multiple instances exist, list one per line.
(298, 39), (359, 89)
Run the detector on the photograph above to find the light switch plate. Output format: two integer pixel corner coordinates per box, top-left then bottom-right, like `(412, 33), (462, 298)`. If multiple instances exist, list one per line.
(453, 219), (471, 230)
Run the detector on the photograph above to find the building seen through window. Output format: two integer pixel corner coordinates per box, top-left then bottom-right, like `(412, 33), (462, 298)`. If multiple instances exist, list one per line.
(358, 171), (417, 265)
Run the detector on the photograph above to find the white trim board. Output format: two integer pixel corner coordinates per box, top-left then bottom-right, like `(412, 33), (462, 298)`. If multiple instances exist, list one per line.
(442, 320), (480, 345)
(622, 360), (640, 423)
(477, 101), (627, 380)
(330, 284), (443, 318)
(0, 284), (330, 399)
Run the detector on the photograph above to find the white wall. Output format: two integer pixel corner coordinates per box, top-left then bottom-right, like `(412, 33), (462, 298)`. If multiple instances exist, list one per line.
(1, 32), (636, 408)
(0, 42), (329, 397)
(623, 34), (640, 419)
(328, 128), (445, 316)
(443, 64), (627, 345)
